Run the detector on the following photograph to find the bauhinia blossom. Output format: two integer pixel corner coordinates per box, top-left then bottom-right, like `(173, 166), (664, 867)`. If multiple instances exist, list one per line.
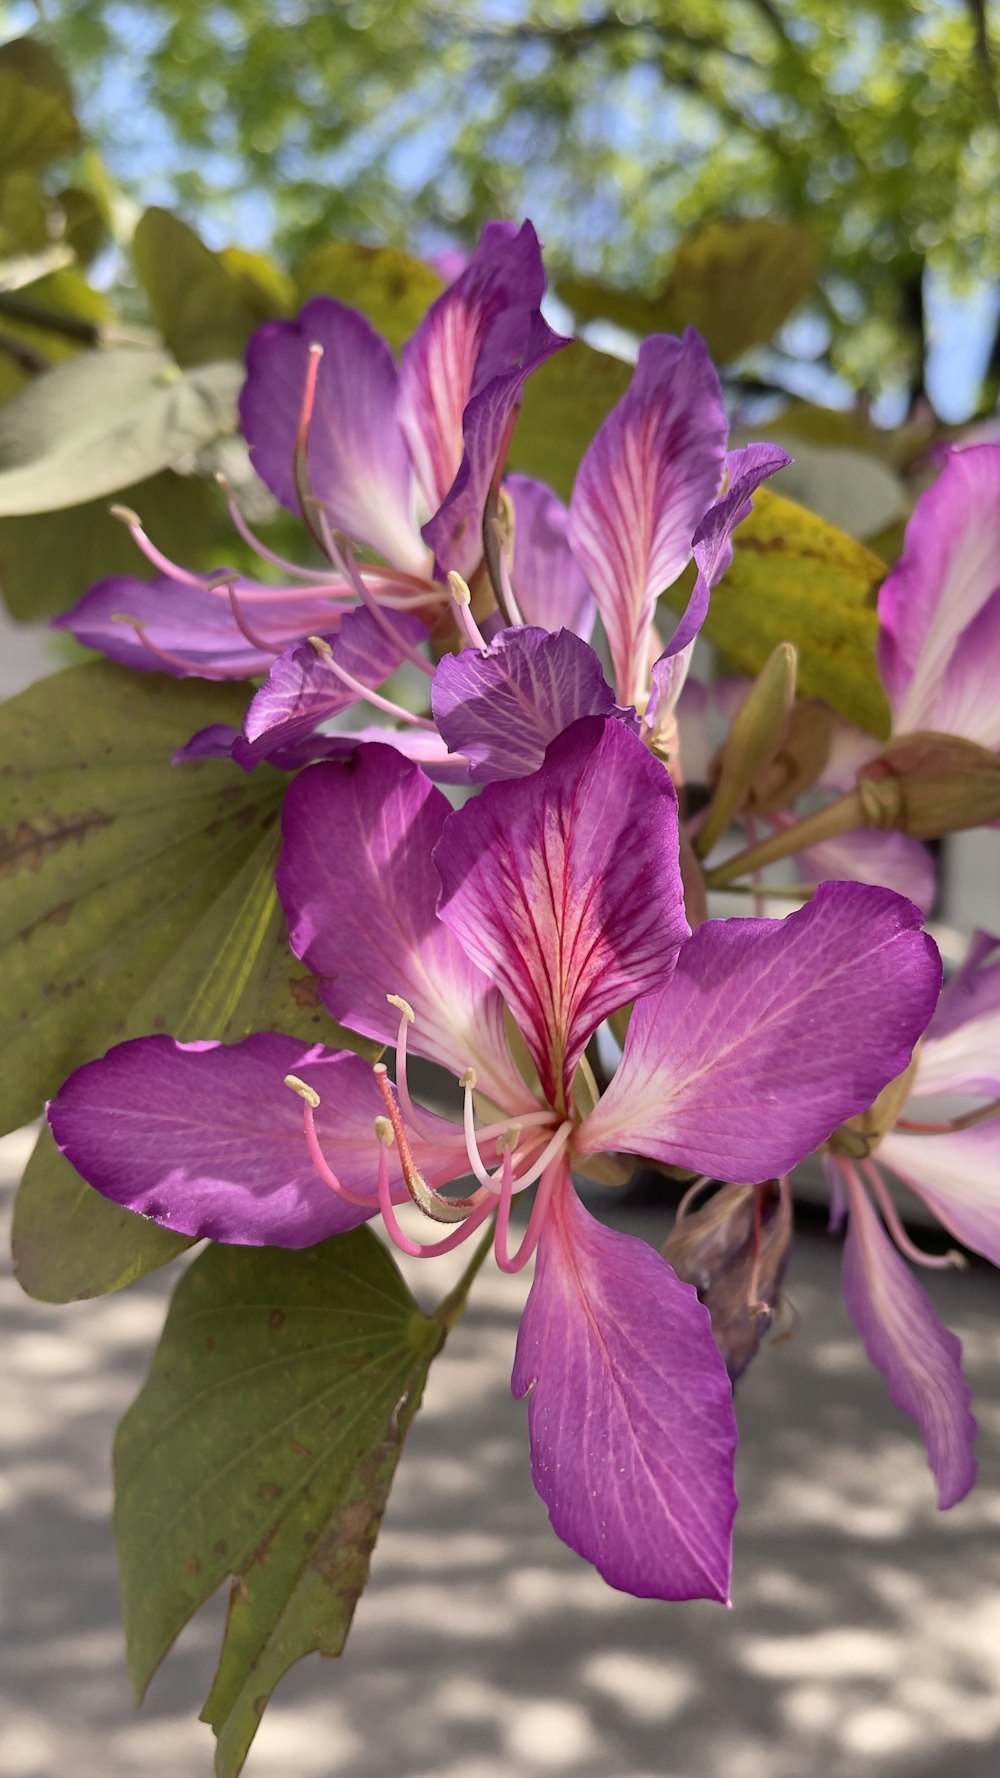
(47, 718), (941, 1599)
(431, 349), (790, 784)
(823, 929), (1000, 1507)
(53, 221), (567, 724)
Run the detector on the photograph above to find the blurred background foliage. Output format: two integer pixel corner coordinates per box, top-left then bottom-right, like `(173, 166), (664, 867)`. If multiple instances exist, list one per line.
(0, 0), (997, 657)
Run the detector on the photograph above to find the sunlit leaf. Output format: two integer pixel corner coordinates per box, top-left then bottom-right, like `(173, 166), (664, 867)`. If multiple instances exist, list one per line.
(0, 347), (241, 514)
(509, 339), (632, 502)
(56, 183), (109, 265)
(115, 1232), (444, 1776)
(659, 218), (820, 362)
(12, 1130), (193, 1302)
(0, 169), (49, 254)
(294, 240), (443, 352)
(667, 487), (890, 737)
(218, 246), (295, 324)
(133, 207), (270, 366)
(0, 467), (223, 618)
(0, 37), (80, 175)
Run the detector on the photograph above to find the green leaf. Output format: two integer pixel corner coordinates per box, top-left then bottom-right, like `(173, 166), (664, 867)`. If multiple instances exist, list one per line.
(667, 487), (891, 737)
(218, 246), (295, 324)
(12, 1128), (192, 1301)
(133, 208), (275, 367)
(559, 220), (818, 363)
(0, 467), (225, 619)
(56, 184), (109, 266)
(294, 240), (443, 353)
(0, 347), (241, 515)
(508, 340), (632, 502)
(0, 38), (80, 175)
(114, 1232), (444, 1777)
(659, 219), (820, 362)
(753, 439), (905, 541)
(0, 170), (50, 254)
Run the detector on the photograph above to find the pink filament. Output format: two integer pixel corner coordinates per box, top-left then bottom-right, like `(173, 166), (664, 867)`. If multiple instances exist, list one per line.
(312, 509), (437, 678)
(301, 1099), (394, 1208)
(494, 1153), (561, 1274)
(376, 1142), (496, 1258)
(224, 583), (286, 654)
(858, 1158), (960, 1270)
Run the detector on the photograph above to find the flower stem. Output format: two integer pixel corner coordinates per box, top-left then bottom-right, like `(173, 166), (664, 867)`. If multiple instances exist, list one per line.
(432, 1220), (498, 1331)
(703, 789), (865, 887)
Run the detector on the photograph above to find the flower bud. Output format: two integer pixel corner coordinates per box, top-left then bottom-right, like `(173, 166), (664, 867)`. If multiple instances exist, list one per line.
(695, 643), (797, 857)
(662, 1181), (792, 1381)
(858, 732), (1000, 839)
(745, 698), (834, 815)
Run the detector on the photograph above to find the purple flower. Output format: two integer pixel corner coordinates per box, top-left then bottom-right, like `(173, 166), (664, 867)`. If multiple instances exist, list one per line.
(47, 717), (940, 1599)
(431, 373), (788, 782)
(878, 444), (1000, 748)
(54, 222), (567, 763)
(823, 931), (1000, 1507)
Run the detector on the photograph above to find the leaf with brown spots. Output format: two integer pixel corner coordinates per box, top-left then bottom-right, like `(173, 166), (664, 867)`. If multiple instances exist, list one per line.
(3, 660), (372, 1300)
(664, 487), (892, 738)
(112, 1230), (447, 1778)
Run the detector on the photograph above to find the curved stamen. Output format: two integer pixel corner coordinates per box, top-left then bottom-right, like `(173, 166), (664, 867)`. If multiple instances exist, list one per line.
(373, 1063), (482, 1221)
(461, 1068), (503, 1192)
(375, 1127), (496, 1258)
(285, 1073), (391, 1208)
(895, 1097), (1000, 1135)
(111, 616), (208, 676)
(215, 472), (340, 583)
(384, 995), (462, 1147)
(858, 1158), (966, 1271)
(746, 1176), (790, 1315)
(484, 508), (524, 629)
(494, 1152), (562, 1274)
(308, 507), (437, 678)
(306, 636), (438, 730)
(504, 1118), (573, 1194)
(292, 342), (327, 552)
(109, 505), (211, 588)
(448, 571), (490, 652)
(219, 580), (286, 655)
(674, 1173), (714, 1224)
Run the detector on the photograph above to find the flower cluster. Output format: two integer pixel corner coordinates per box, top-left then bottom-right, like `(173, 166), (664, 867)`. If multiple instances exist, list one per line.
(46, 219), (1000, 1602)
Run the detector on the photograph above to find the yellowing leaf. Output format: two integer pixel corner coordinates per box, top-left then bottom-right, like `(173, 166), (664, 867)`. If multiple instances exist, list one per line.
(509, 340), (632, 502)
(660, 218), (819, 362)
(133, 208), (269, 366)
(0, 38), (80, 175)
(667, 487), (891, 737)
(294, 240), (443, 352)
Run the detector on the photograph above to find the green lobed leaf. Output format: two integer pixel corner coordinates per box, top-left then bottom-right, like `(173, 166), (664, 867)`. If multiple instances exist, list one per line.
(293, 240), (443, 353)
(133, 207), (281, 367)
(667, 486), (891, 737)
(559, 220), (819, 363)
(1, 662), (353, 1300)
(659, 218), (820, 363)
(508, 339), (632, 502)
(0, 347), (241, 515)
(0, 467), (224, 619)
(0, 38), (80, 176)
(114, 1232), (445, 1777)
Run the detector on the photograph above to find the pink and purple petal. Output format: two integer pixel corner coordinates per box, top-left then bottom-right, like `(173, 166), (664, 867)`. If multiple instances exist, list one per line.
(277, 745), (532, 1109)
(877, 444), (1000, 736)
(660, 442), (792, 663)
(506, 474), (596, 641)
(47, 1034), (463, 1248)
(567, 331), (728, 703)
(511, 1166), (738, 1602)
(421, 311), (568, 579)
(793, 823), (937, 916)
(912, 931), (1000, 1096)
(878, 1121), (1000, 1268)
(432, 626), (632, 783)
(398, 219), (553, 517)
(579, 881), (942, 1180)
(239, 607), (428, 764)
(434, 715), (689, 1108)
(841, 1167), (977, 1508)
(240, 297), (427, 574)
(52, 574), (333, 679)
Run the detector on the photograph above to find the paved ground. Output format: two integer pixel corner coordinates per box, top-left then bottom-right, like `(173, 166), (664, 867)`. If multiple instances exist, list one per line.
(3, 1123), (1000, 1778)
